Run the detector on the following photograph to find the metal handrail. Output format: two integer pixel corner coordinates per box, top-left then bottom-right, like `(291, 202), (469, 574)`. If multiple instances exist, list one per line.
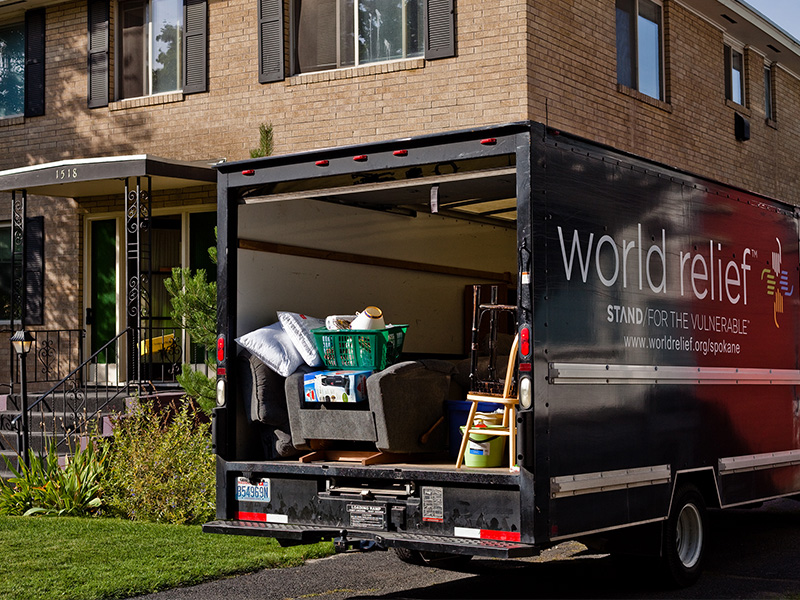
(11, 328), (136, 455)
(9, 328), (85, 388)
(8, 324), (211, 459)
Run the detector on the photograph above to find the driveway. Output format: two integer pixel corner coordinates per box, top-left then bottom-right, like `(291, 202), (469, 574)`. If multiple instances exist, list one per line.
(135, 498), (800, 599)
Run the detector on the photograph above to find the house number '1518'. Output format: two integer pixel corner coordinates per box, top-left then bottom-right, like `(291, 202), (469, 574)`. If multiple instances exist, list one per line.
(55, 168), (78, 180)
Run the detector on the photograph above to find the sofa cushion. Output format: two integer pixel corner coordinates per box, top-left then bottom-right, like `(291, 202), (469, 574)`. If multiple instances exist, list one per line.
(367, 360), (453, 453)
(237, 350), (298, 458)
(284, 373), (377, 447)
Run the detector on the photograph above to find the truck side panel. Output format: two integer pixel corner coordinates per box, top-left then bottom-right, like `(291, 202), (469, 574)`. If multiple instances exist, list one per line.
(535, 134), (800, 537)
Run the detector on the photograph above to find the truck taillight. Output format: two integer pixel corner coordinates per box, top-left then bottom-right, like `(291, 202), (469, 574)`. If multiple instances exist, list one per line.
(217, 335), (225, 363)
(520, 327), (530, 356)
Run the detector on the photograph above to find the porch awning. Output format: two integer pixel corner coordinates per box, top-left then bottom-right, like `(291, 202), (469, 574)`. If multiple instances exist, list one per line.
(0, 155), (217, 198)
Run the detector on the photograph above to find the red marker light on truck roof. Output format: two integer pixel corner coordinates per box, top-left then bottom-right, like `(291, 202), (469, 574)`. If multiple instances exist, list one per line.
(480, 138), (497, 145)
(315, 160), (329, 167)
(353, 155), (368, 162)
(393, 149), (408, 157)
(520, 327), (530, 356)
(242, 169), (255, 176)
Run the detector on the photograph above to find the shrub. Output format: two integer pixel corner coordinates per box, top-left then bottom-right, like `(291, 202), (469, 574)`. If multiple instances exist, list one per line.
(102, 401), (215, 525)
(0, 442), (108, 517)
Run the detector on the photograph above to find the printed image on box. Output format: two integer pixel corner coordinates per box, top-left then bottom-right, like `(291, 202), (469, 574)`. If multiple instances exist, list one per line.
(303, 370), (372, 403)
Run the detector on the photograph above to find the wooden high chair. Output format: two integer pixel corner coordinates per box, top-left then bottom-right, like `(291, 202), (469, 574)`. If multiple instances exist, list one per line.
(455, 333), (519, 470)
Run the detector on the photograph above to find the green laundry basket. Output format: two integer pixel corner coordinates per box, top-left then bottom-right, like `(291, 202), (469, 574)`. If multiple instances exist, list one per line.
(459, 424), (507, 468)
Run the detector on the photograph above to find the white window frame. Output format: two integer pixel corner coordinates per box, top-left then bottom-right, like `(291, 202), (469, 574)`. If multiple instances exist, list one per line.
(0, 21), (25, 119)
(724, 37), (746, 107)
(764, 60), (775, 121)
(115, 0), (184, 100)
(289, 0), (424, 75)
(615, 0), (665, 102)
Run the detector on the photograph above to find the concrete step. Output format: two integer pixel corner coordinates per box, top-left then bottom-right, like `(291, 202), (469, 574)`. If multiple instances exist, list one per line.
(0, 449), (20, 480)
(0, 414), (114, 452)
(2, 389), (131, 415)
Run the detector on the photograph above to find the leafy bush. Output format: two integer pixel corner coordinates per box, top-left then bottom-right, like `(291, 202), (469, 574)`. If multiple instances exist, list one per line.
(0, 442), (108, 517)
(102, 401), (215, 525)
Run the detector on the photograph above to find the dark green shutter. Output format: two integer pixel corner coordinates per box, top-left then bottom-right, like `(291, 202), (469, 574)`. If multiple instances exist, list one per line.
(183, 0), (207, 94)
(258, 0), (284, 83)
(25, 216), (44, 326)
(424, 0), (454, 60)
(24, 9), (46, 117)
(87, 0), (109, 108)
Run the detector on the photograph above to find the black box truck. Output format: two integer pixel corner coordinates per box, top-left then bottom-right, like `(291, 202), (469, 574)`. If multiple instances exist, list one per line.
(204, 122), (800, 586)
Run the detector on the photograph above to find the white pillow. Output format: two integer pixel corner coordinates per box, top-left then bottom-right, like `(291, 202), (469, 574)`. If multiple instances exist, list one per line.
(235, 322), (303, 377)
(277, 311), (325, 367)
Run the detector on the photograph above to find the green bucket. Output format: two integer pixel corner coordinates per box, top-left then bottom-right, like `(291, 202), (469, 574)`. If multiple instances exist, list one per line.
(459, 425), (507, 468)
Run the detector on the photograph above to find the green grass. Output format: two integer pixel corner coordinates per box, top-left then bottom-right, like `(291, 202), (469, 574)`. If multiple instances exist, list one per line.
(0, 516), (335, 600)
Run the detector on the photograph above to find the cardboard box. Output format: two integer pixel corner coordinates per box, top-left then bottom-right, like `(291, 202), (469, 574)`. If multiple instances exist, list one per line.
(303, 370), (372, 403)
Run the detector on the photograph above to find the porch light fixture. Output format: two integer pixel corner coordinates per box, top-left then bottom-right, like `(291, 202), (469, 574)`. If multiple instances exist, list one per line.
(11, 329), (34, 465)
(11, 329), (34, 356)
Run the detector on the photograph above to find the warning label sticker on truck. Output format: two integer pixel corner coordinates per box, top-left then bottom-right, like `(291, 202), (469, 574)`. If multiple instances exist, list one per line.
(421, 487), (444, 523)
(347, 503), (386, 529)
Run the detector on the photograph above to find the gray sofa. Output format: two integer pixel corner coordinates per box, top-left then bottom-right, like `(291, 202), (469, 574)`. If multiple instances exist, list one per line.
(285, 359), (457, 454)
(237, 350), (301, 459)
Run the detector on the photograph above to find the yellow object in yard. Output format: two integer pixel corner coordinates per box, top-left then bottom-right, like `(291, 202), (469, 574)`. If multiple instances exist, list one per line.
(140, 333), (176, 356)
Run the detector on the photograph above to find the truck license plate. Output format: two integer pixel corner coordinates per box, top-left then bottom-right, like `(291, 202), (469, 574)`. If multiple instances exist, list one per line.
(236, 477), (270, 502)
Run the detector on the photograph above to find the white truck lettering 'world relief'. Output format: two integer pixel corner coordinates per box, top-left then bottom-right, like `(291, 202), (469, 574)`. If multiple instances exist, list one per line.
(557, 225), (752, 306)
(558, 224), (665, 293)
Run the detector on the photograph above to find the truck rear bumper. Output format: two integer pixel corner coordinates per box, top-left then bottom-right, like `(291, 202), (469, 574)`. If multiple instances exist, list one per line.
(203, 519), (539, 558)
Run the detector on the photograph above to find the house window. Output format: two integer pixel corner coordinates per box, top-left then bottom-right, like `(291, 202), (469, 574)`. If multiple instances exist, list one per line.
(293, 0), (424, 74)
(0, 225), (10, 321)
(764, 64), (774, 120)
(0, 23), (25, 119)
(724, 44), (744, 105)
(118, 0), (183, 99)
(616, 0), (663, 101)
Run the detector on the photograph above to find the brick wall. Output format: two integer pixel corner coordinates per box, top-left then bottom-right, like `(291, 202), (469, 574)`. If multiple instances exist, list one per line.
(527, 0), (800, 204)
(2, 0), (800, 386)
(0, 0), (529, 171)
(1, 0), (798, 201)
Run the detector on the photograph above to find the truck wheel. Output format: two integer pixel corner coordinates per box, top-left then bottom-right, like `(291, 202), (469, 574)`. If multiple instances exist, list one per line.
(393, 547), (472, 569)
(661, 484), (707, 587)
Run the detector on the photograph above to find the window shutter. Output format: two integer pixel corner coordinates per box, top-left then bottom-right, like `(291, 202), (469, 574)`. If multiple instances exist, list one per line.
(87, 0), (109, 108)
(424, 0), (454, 60)
(183, 0), (208, 94)
(24, 9), (46, 117)
(25, 216), (44, 326)
(258, 0), (284, 83)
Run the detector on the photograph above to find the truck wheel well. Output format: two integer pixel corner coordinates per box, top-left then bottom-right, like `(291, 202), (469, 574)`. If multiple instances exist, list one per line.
(673, 470), (720, 510)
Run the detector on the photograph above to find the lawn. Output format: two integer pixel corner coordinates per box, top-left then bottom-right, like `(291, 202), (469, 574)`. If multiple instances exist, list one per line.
(0, 516), (334, 600)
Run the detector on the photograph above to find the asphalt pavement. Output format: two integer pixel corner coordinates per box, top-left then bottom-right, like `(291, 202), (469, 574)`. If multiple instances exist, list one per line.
(134, 499), (800, 600)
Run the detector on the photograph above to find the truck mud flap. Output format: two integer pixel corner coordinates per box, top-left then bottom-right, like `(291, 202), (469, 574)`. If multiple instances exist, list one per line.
(203, 520), (537, 559)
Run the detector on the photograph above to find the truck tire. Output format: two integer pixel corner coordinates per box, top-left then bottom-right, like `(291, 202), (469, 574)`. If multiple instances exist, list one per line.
(661, 484), (707, 587)
(393, 547), (472, 569)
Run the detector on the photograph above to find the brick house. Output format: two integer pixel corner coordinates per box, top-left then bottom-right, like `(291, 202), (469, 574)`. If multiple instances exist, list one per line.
(0, 0), (798, 396)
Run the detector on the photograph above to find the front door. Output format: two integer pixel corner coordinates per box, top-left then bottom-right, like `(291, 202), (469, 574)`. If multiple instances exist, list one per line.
(89, 218), (119, 382)
(87, 210), (216, 385)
